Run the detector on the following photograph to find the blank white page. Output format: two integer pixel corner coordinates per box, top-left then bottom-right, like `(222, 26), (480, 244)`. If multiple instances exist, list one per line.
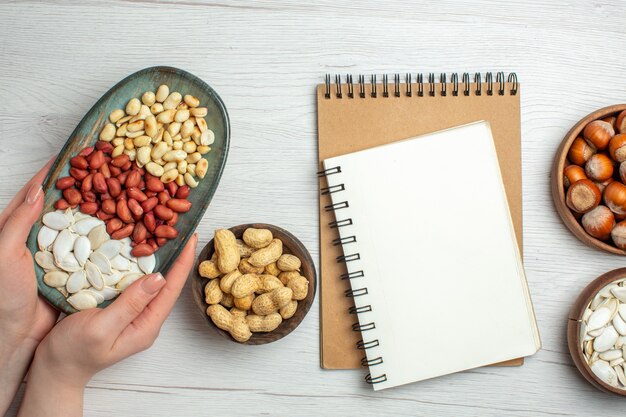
(323, 121), (540, 390)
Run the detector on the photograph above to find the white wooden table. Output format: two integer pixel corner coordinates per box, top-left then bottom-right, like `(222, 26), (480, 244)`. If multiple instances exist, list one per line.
(2, 1), (626, 415)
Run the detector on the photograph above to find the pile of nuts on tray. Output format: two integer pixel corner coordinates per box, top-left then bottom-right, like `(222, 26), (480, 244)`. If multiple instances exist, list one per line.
(564, 110), (626, 249)
(35, 85), (216, 309)
(199, 228), (309, 342)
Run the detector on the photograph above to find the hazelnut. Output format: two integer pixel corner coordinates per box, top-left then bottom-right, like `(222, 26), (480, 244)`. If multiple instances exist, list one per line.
(616, 110), (626, 133)
(604, 181), (626, 215)
(602, 116), (617, 130)
(583, 120), (614, 150)
(568, 137), (596, 166)
(594, 178), (614, 194)
(582, 205), (615, 241)
(566, 179), (602, 214)
(585, 153), (614, 181)
(609, 133), (626, 162)
(563, 165), (587, 188)
(612, 220), (626, 249)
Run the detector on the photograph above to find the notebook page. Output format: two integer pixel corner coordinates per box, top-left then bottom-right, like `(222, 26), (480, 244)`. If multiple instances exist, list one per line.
(323, 122), (540, 390)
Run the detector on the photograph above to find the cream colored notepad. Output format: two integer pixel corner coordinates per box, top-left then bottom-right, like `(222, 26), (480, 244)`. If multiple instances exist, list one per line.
(321, 121), (541, 390)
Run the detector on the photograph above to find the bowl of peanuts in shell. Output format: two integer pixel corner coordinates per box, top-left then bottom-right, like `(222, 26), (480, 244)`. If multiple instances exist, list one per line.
(552, 104), (626, 255)
(190, 224), (316, 344)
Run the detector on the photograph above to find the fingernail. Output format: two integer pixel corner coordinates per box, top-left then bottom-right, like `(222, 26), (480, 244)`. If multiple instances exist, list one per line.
(26, 183), (42, 205)
(141, 273), (165, 294)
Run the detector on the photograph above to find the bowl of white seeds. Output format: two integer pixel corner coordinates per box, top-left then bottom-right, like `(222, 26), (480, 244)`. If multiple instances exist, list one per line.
(568, 268), (626, 395)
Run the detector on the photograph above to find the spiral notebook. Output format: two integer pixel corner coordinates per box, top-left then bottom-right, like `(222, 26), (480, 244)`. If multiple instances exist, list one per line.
(318, 72), (527, 370)
(320, 122), (540, 390)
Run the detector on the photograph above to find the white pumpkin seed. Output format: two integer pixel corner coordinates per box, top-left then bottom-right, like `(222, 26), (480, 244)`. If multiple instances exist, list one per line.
(588, 307), (612, 331)
(42, 211), (71, 231)
(37, 226), (58, 251)
(588, 326), (606, 338)
(595, 326), (619, 353)
(614, 314), (626, 336)
(96, 240), (123, 260)
(43, 270), (69, 288)
(73, 236), (91, 266)
(66, 270), (87, 294)
(52, 229), (77, 263)
(35, 251), (56, 270)
(85, 261), (105, 290)
(137, 254), (156, 274)
(615, 364), (626, 386)
(116, 272), (143, 291)
(110, 255), (130, 271)
(86, 289), (105, 304)
(67, 290), (98, 311)
(103, 272), (123, 286)
(89, 252), (112, 274)
(119, 243), (136, 261)
(91, 286), (120, 301)
(592, 360), (619, 386)
(620, 304), (626, 322)
(58, 252), (81, 272)
(72, 217), (103, 236)
(88, 224), (109, 250)
(600, 349), (623, 361)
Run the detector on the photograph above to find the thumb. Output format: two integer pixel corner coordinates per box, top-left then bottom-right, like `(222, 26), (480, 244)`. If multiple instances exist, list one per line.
(0, 183), (44, 252)
(97, 273), (166, 335)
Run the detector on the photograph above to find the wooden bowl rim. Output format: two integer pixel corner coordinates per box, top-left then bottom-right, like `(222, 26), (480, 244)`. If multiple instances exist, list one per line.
(551, 104), (626, 256)
(567, 267), (626, 395)
(190, 223), (317, 345)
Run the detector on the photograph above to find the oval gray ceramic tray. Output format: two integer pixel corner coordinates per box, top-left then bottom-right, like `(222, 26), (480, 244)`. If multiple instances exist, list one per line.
(26, 66), (230, 314)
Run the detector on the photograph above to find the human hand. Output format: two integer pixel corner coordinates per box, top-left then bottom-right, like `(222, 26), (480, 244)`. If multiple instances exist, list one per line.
(0, 158), (59, 413)
(18, 234), (197, 417)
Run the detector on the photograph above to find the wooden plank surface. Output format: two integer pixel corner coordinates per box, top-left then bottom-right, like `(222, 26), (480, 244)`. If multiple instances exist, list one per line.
(2, 0), (626, 415)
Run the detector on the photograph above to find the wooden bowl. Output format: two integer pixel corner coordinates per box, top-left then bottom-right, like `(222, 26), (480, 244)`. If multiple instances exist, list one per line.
(567, 268), (626, 395)
(551, 104), (626, 255)
(191, 224), (317, 345)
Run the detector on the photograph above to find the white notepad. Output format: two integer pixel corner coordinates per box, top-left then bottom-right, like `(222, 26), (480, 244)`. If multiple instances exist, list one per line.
(322, 121), (541, 390)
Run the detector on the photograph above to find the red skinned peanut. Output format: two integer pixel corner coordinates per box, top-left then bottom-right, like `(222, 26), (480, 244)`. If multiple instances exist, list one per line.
(79, 202), (98, 215)
(56, 176), (75, 190)
(166, 199), (192, 213)
(111, 224), (134, 239)
(130, 243), (155, 257)
(116, 199), (133, 223)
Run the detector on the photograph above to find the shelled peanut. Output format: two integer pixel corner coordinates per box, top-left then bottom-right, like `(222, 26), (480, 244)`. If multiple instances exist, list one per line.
(564, 110), (626, 249)
(199, 228), (309, 342)
(100, 84), (213, 189)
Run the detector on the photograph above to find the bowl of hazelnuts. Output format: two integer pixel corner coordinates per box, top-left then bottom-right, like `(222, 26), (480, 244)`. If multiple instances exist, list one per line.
(552, 104), (626, 254)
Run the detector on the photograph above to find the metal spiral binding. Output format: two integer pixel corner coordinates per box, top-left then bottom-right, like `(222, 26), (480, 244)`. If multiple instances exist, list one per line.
(353, 321), (376, 331)
(324, 72), (518, 99)
(346, 74), (354, 98)
(428, 73), (435, 96)
(361, 356), (383, 366)
(365, 374), (388, 384)
(382, 74), (389, 97)
(329, 218), (353, 228)
(324, 201), (349, 212)
(340, 270), (364, 280)
(337, 253), (360, 263)
(332, 235), (356, 245)
(345, 287), (368, 297)
(462, 72), (470, 96)
(451, 73), (459, 96)
(318, 166), (386, 385)
(349, 305), (372, 314)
